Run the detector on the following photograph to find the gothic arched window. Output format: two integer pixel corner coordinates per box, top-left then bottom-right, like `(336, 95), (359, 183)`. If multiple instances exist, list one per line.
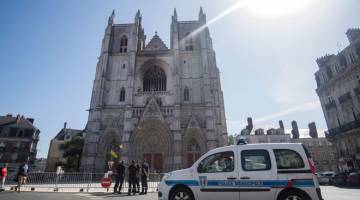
(355, 42), (360, 57)
(120, 35), (128, 53)
(120, 87), (126, 102)
(143, 66), (166, 91)
(184, 87), (190, 101)
(338, 54), (347, 67)
(185, 32), (193, 51)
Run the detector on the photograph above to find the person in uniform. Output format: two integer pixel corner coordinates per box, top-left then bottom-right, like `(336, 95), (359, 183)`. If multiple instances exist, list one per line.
(127, 160), (137, 196)
(114, 160), (125, 194)
(135, 160), (141, 193)
(140, 159), (149, 195)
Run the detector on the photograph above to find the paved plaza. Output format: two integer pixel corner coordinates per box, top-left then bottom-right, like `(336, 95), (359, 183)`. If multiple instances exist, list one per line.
(0, 186), (359, 200)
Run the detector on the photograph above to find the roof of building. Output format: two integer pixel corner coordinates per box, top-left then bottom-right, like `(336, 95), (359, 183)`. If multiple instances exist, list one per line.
(54, 127), (84, 140)
(145, 32), (168, 51)
(0, 114), (38, 130)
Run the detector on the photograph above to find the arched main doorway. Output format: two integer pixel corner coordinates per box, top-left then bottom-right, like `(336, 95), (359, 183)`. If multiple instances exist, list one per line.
(131, 119), (171, 173)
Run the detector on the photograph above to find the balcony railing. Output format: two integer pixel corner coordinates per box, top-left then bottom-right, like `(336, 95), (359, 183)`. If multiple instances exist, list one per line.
(327, 118), (360, 136)
(325, 100), (337, 110)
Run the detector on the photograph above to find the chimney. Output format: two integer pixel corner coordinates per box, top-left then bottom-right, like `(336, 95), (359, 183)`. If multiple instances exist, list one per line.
(246, 117), (253, 133)
(16, 114), (21, 124)
(6, 113), (12, 117)
(64, 122), (67, 130)
(279, 120), (284, 129)
(308, 122), (318, 138)
(291, 120), (300, 139)
(26, 118), (34, 124)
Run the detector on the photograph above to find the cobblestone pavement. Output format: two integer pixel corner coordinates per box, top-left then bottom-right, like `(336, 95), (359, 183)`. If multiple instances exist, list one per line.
(0, 186), (359, 200)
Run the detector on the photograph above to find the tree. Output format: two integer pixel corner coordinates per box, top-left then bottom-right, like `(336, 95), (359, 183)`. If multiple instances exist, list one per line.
(57, 136), (84, 172)
(227, 135), (235, 145)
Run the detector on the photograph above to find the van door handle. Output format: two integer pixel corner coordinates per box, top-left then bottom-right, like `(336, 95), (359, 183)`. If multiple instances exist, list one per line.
(240, 176), (250, 179)
(227, 177), (237, 180)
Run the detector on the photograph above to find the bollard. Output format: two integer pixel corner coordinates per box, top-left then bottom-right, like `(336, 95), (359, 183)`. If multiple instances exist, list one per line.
(31, 187), (35, 191)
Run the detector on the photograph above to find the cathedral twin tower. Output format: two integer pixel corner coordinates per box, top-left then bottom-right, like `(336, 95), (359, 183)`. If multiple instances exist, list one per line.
(80, 8), (228, 172)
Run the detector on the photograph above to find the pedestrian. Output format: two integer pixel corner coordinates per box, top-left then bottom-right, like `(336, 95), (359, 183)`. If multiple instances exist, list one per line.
(135, 160), (141, 193)
(127, 160), (137, 196)
(140, 159), (149, 195)
(114, 160), (125, 194)
(15, 161), (28, 193)
(0, 163), (8, 192)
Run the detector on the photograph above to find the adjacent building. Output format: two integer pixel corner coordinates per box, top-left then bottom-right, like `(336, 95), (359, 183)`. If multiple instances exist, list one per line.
(80, 8), (228, 172)
(315, 28), (360, 171)
(292, 137), (338, 172)
(46, 123), (85, 172)
(0, 114), (40, 173)
(239, 118), (337, 172)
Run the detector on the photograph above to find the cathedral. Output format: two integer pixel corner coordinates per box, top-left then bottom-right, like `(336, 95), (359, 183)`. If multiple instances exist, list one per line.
(80, 8), (228, 173)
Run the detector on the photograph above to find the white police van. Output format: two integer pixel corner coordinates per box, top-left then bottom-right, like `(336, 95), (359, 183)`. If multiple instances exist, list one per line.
(158, 142), (323, 200)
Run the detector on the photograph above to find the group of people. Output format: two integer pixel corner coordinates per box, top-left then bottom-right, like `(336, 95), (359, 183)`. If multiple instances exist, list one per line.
(0, 161), (28, 193)
(113, 159), (150, 196)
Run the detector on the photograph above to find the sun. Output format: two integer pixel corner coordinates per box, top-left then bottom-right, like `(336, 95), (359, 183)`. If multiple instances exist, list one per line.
(244, 0), (314, 16)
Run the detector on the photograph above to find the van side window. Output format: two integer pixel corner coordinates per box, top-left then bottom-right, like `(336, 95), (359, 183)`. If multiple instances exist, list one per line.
(274, 149), (305, 169)
(197, 151), (234, 173)
(241, 150), (271, 171)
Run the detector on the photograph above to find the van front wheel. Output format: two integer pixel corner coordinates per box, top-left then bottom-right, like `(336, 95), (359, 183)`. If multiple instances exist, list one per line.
(278, 190), (310, 200)
(169, 187), (194, 200)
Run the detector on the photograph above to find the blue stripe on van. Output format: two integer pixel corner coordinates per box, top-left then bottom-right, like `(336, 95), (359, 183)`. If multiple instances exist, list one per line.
(164, 179), (314, 188)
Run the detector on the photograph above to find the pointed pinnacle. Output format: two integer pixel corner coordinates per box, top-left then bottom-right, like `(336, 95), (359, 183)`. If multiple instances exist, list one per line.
(174, 8), (177, 17)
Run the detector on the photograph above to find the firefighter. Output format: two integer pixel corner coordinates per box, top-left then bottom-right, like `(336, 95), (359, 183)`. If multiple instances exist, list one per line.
(127, 160), (137, 196)
(114, 160), (125, 194)
(140, 159), (149, 195)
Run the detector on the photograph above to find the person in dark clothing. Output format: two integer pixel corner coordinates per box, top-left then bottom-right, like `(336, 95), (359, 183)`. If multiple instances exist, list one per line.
(114, 160), (125, 194)
(15, 161), (28, 193)
(135, 160), (141, 193)
(140, 159), (149, 195)
(127, 160), (137, 196)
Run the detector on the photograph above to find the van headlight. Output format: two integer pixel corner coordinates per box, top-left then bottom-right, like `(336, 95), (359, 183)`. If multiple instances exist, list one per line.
(161, 173), (171, 182)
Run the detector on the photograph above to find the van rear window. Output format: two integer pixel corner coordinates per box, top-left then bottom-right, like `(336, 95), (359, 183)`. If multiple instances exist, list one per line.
(274, 149), (305, 169)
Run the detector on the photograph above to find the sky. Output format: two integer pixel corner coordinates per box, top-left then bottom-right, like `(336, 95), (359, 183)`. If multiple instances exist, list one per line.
(0, 0), (359, 158)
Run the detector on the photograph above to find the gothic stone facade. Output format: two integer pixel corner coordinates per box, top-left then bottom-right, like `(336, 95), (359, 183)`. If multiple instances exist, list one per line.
(315, 28), (360, 171)
(80, 9), (228, 173)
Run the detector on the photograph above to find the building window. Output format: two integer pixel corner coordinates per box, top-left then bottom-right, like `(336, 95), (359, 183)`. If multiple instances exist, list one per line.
(184, 87), (190, 101)
(119, 88), (126, 102)
(11, 153), (18, 162)
(326, 67), (333, 79)
(355, 42), (360, 58)
(349, 53), (357, 64)
(143, 66), (166, 91)
(120, 35), (128, 53)
(338, 54), (347, 67)
(185, 32), (193, 51)
(122, 64), (126, 69)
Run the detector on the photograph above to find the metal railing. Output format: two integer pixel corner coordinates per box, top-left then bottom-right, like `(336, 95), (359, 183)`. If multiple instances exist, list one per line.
(327, 119), (360, 136)
(4, 172), (162, 193)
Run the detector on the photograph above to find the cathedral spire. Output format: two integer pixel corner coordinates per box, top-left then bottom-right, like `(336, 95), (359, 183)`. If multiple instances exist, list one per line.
(135, 9), (142, 24)
(108, 9), (115, 25)
(198, 6), (206, 23)
(172, 8), (178, 21)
